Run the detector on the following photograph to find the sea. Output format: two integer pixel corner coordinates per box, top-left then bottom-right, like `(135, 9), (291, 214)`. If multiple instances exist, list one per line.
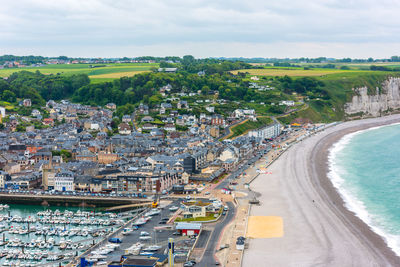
(328, 122), (400, 256)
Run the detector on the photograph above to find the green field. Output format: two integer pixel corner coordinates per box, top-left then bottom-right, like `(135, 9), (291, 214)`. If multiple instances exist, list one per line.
(0, 63), (158, 83)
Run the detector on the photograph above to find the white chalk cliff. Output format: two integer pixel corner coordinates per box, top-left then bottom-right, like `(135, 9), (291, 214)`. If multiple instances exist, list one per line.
(345, 77), (400, 117)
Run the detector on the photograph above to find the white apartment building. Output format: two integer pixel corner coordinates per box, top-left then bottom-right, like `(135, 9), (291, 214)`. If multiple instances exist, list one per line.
(54, 171), (74, 191)
(247, 123), (281, 140)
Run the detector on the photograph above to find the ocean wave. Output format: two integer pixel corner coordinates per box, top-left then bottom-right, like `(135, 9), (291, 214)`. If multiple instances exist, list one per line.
(328, 126), (400, 257)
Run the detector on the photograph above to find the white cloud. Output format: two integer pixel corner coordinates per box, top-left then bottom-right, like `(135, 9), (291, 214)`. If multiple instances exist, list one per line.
(0, 0), (399, 58)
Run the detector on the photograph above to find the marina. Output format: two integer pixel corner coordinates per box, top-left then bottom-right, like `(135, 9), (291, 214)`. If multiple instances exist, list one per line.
(0, 204), (144, 266)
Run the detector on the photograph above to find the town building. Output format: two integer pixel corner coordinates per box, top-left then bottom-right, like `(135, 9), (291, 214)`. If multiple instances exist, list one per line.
(54, 170), (74, 191)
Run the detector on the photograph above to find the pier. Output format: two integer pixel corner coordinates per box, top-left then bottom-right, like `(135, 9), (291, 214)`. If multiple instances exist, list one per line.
(0, 193), (149, 208)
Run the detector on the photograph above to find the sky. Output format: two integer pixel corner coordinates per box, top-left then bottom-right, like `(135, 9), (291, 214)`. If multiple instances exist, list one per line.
(0, 0), (400, 58)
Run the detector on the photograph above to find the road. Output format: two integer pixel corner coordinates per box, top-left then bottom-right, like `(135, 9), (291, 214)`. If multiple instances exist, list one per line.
(216, 146), (272, 190)
(197, 201), (235, 267)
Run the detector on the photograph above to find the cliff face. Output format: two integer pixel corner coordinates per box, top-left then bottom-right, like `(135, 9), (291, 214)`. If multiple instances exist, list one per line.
(345, 77), (400, 117)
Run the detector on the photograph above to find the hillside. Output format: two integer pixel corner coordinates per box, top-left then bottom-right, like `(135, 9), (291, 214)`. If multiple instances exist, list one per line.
(278, 72), (400, 124)
(2, 58), (400, 125)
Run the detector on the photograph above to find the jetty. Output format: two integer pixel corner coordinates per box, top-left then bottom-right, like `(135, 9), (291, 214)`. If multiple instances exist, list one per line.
(0, 193), (149, 208)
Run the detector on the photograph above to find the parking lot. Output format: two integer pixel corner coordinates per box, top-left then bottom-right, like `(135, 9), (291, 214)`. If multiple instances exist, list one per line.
(105, 199), (195, 263)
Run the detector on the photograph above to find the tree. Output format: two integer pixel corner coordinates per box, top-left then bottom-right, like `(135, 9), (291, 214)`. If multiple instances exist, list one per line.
(2, 90), (16, 102)
(148, 94), (162, 107)
(182, 55), (195, 65)
(0, 80), (9, 94)
(16, 124), (26, 132)
(201, 85), (210, 95)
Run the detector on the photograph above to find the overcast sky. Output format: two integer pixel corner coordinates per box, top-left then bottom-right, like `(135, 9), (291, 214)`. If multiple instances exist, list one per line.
(1, 0), (399, 58)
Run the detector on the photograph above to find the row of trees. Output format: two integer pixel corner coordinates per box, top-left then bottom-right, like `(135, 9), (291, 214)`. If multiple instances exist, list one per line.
(0, 71), (90, 105)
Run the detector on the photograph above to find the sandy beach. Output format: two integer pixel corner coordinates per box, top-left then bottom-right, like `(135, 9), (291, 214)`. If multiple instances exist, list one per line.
(243, 114), (400, 267)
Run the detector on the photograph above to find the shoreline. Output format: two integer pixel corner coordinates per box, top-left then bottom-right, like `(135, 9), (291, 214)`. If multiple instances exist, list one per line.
(243, 114), (400, 266)
(310, 115), (400, 265)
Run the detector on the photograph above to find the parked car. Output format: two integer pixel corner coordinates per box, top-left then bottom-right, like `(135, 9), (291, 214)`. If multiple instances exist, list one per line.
(108, 238), (122, 243)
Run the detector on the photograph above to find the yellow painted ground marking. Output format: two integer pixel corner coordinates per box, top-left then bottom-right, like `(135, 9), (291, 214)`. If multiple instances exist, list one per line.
(247, 216), (283, 238)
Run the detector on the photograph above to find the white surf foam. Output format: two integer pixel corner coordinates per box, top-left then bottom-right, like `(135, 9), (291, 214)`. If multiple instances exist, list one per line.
(328, 124), (400, 257)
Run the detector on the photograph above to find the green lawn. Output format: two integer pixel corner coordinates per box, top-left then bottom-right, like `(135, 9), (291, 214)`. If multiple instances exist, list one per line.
(175, 214), (218, 222)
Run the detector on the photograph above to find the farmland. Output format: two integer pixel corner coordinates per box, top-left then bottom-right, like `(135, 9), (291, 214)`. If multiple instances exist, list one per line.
(0, 63), (157, 83)
(230, 68), (364, 77)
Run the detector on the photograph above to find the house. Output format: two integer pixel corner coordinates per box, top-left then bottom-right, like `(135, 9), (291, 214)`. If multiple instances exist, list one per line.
(31, 109), (41, 117)
(118, 123), (132, 135)
(219, 146), (239, 162)
(74, 176), (102, 192)
(185, 115), (197, 126)
(0, 107), (5, 120)
(141, 116), (154, 123)
(211, 115), (224, 126)
(54, 170), (74, 192)
(98, 152), (120, 164)
(233, 109), (255, 118)
(175, 222), (202, 236)
(142, 123), (157, 131)
(76, 150), (97, 162)
(138, 104), (149, 115)
(23, 99), (31, 107)
(164, 123), (176, 132)
(158, 67), (177, 73)
(0, 171), (9, 188)
(250, 76), (260, 81)
(177, 101), (188, 109)
(159, 84), (172, 96)
(159, 106), (166, 115)
(32, 151), (52, 163)
(181, 201), (212, 219)
(106, 103), (117, 110)
(222, 158), (235, 172)
(205, 106), (215, 113)
(122, 115), (131, 123)
(279, 100), (295, 106)
(4, 163), (21, 174)
(170, 110), (178, 117)
(175, 116), (185, 126)
(209, 127), (220, 138)
(43, 118), (54, 126)
(160, 103), (172, 114)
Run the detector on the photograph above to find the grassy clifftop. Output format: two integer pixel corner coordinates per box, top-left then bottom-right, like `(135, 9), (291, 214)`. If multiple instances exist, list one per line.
(279, 72), (400, 124)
